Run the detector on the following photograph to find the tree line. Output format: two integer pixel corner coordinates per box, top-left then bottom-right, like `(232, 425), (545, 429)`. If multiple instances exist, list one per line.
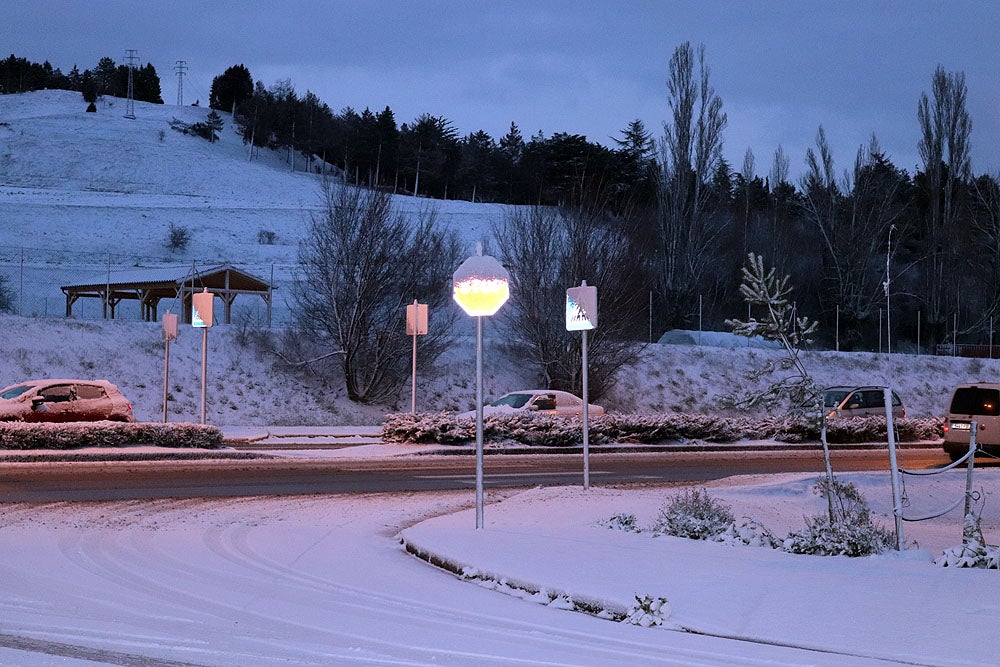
(209, 55), (1000, 354)
(0, 53), (163, 104)
(5, 49), (1000, 356)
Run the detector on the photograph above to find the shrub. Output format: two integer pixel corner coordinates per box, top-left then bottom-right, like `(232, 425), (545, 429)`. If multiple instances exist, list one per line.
(380, 411), (942, 448)
(258, 229), (277, 245)
(0, 422), (223, 449)
(713, 517), (778, 548)
(166, 222), (191, 251)
(652, 488), (735, 540)
(782, 477), (894, 556)
(601, 513), (640, 532)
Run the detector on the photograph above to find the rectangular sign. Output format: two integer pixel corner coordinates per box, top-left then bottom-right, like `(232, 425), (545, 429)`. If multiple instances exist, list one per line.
(162, 311), (178, 340)
(566, 285), (598, 331)
(406, 302), (428, 335)
(192, 290), (214, 328)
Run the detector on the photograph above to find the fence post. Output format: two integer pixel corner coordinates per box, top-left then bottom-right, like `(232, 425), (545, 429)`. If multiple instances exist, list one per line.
(964, 422), (977, 520)
(885, 387), (904, 550)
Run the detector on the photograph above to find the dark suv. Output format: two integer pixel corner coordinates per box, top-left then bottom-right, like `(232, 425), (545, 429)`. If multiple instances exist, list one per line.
(823, 386), (905, 419)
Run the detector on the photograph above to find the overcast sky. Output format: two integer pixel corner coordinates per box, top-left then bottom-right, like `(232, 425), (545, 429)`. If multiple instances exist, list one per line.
(8, 1), (1000, 181)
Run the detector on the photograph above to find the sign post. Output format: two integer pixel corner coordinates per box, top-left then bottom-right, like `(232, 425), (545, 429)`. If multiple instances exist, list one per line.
(566, 281), (598, 489)
(453, 244), (510, 529)
(161, 310), (178, 423)
(405, 300), (429, 413)
(192, 288), (214, 425)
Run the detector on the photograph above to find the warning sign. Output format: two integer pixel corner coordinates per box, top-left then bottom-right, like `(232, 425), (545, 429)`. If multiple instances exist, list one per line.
(566, 284), (597, 331)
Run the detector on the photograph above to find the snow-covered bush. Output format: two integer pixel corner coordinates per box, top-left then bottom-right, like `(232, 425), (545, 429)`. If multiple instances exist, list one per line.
(381, 411), (942, 447)
(0, 421), (223, 449)
(652, 488), (735, 540)
(622, 595), (671, 627)
(782, 477), (894, 556)
(601, 513), (640, 532)
(713, 517), (778, 548)
(935, 513), (1000, 568)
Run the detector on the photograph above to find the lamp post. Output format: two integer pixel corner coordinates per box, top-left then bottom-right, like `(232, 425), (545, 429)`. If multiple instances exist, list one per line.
(453, 244), (510, 529)
(884, 224), (895, 354)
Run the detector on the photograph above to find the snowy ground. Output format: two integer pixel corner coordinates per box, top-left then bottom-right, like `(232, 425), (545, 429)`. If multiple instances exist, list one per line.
(0, 450), (996, 666)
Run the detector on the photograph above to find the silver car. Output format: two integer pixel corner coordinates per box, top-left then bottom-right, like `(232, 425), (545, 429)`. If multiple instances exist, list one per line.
(459, 390), (604, 418)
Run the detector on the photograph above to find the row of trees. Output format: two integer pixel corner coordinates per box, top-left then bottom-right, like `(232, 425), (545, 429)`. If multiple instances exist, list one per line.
(6, 49), (997, 362)
(1, 53), (163, 104)
(209, 64), (654, 208)
(288, 43), (1000, 407)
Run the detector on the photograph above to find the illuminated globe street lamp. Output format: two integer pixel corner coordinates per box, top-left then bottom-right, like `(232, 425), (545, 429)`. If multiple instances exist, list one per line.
(453, 243), (510, 529)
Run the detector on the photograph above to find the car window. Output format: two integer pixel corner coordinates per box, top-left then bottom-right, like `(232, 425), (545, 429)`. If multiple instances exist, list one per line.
(0, 384), (33, 400)
(533, 395), (556, 410)
(39, 385), (74, 402)
(824, 390), (850, 408)
(75, 384), (107, 400)
(860, 390), (886, 408)
(950, 387), (1000, 416)
(490, 393), (532, 409)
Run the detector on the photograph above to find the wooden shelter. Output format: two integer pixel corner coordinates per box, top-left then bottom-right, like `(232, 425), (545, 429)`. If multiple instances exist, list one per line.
(61, 264), (275, 325)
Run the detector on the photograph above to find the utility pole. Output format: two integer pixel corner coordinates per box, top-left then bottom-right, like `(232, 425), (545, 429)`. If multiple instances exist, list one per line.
(124, 49), (138, 119)
(174, 60), (188, 106)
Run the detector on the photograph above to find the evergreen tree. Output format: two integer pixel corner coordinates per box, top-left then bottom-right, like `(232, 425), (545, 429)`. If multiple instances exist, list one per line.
(93, 56), (117, 95)
(80, 70), (97, 103)
(209, 64), (253, 113)
(205, 110), (224, 142)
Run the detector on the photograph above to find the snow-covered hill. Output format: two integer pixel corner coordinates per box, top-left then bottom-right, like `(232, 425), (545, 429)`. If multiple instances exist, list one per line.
(0, 89), (995, 425)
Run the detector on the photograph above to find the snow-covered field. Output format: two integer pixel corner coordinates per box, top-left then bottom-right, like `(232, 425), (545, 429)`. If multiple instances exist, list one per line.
(1, 460), (997, 665)
(2, 90), (999, 665)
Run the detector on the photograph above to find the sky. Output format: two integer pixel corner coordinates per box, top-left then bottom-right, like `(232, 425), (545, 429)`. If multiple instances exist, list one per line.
(8, 1), (1000, 182)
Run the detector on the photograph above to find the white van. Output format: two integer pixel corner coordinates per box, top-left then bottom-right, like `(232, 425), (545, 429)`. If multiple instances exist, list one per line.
(942, 383), (1000, 461)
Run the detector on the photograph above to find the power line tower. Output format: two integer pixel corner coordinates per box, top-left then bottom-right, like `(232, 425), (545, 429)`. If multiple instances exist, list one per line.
(174, 60), (188, 106)
(124, 49), (138, 119)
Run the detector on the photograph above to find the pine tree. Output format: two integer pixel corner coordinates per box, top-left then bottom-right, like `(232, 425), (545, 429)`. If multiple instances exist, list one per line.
(205, 110), (224, 142)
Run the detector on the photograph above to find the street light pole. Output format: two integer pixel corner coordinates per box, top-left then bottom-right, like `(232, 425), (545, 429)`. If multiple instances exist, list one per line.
(884, 224), (895, 354)
(452, 244), (510, 529)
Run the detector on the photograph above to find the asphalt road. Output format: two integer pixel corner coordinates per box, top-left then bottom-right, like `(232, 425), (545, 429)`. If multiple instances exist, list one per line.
(0, 447), (953, 502)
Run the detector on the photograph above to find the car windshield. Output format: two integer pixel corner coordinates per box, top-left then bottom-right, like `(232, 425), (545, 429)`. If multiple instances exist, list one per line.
(950, 387), (1000, 416)
(0, 384), (33, 400)
(823, 389), (850, 408)
(490, 393), (532, 409)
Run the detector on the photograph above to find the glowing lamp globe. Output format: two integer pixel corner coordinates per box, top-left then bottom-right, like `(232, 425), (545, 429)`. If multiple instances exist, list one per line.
(452, 249), (510, 317)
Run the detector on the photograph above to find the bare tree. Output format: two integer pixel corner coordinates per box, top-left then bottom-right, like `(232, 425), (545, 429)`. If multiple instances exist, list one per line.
(655, 42), (729, 326)
(293, 181), (460, 403)
(916, 65), (972, 339)
(798, 131), (906, 347)
(493, 203), (644, 398)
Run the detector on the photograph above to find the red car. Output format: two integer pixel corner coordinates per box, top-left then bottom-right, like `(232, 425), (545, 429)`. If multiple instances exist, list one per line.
(0, 379), (136, 423)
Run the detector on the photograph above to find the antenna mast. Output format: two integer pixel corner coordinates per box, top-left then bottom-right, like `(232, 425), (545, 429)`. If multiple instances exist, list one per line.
(174, 60), (188, 106)
(124, 49), (138, 119)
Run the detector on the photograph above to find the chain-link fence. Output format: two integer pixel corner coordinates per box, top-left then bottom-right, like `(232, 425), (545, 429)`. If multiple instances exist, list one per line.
(0, 244), (298, 327)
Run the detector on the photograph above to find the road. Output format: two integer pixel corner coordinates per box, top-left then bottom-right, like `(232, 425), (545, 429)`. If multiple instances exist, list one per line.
(0, 446), (951, 502)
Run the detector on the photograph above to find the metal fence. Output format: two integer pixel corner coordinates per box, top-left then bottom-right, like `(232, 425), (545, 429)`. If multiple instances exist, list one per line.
(0, 245), (298, 327)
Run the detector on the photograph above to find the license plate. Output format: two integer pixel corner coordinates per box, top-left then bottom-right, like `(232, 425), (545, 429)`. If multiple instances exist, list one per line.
(951, 422), (972, 431)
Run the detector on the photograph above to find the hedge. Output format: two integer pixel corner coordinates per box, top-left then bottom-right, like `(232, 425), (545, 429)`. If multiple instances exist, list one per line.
(0, 421), (224, 450)
(381, 412), (943, 447)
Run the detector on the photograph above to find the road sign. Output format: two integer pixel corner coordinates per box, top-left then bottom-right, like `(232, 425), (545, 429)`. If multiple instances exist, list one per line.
(566, 284), (598, 331)
(162, 310), (178, 341)
(406, 302), (429, 335)
(192, 289), (213, 328)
